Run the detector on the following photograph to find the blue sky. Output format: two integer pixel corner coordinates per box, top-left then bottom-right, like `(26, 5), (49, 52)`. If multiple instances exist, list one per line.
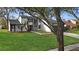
(61, 12), (76, 20)
(9, 10), (78, 20)
(9, 13), (19, 19)
(52, 12), (78, 20)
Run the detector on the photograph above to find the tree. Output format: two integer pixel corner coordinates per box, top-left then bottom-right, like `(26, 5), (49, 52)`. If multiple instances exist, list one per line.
(63, 7), (79, 20)
(0, 17), (7, 29)
(0, 7), (19, 29)
(54, 8), (64, 51)
(17, 7), (64, 51)
(0, 7), (78, 51)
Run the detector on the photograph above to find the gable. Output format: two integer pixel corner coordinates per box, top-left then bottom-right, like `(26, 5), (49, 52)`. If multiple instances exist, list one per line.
(9, 20), (21, 25)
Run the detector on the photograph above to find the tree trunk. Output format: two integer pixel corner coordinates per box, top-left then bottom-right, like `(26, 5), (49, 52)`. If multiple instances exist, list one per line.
(56, 22), (64, 51)
(54, 7), (64, 51)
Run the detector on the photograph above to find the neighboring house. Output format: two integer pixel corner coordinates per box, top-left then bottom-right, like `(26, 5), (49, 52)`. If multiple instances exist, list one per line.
(8, 16), (57, 32)
(76, 20), (79, 27)
(64, 20), (79, 29)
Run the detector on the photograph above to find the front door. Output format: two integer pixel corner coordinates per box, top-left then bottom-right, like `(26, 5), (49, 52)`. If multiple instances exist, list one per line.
(28, 25), (33, 32)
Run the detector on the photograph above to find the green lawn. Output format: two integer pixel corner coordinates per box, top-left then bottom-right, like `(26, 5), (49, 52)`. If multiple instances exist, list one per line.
(0, 29), (79, 51)
(72, 31), (79, 34)
(67, 28), (79, 34)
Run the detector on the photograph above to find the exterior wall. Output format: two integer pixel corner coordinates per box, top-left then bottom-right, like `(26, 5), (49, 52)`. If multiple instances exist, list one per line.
(15, 25), (21, 32)
(22, 18), (28, 24)
(9, 25), (26, 32)
(71, 20), (76, 24)
(32, 19), (38, 31)
(40, 20), (51, 32)
(8, 17), (28, 32)
(18, 17), (22, 23)
(18, 16), (28, 24)
(8, 21), (10, 31)
(64, 20), (77, 29)
(12, 25), (27, 32)
(22, 26), (27, 31)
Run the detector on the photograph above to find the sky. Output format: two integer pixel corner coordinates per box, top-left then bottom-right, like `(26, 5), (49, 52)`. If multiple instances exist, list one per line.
(61, 12), (76, 20)
(10, 12), (77, 20)
(52, 12), (78, 21)
(9, 9), (78, 20)
(9, 13), (19, 19)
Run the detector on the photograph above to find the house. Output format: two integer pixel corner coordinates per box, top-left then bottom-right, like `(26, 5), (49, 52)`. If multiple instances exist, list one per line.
(8, 16), (35, 32)
(64, 20), (79, 29)
(40, 20), (51, 32)
(8, 15), (53, 32)
(76, 20), (79, 27)
(8, 20), (26, 32)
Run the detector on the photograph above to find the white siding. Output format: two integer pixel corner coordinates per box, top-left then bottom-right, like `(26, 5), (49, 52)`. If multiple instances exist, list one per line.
(18, 16), (28, 24)
(40, 20), (51, 32)
(22, 18), (28, 24)
(8, 21), (10, 31)
(18, 16), (22, 23)
(15, 26), (21, 32)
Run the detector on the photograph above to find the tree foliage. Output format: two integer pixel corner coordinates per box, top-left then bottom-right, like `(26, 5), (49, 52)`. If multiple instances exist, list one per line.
(0, 17), (7, 29)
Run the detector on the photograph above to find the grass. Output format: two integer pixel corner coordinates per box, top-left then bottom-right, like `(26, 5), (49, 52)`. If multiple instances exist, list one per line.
(0, 29), (79, 51)
(67, 28), (79, 34)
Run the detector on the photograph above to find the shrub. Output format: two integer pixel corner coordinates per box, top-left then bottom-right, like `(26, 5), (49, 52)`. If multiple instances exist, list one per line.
(63, 27), (69, 32)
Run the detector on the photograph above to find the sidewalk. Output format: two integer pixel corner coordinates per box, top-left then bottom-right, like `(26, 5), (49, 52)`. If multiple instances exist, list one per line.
(33, 31), (79, 39)
(48, 43), (79, 51)
(64, 32), (79, 39)
(31, 31), (52, 35)
(49, 32), (79, 51)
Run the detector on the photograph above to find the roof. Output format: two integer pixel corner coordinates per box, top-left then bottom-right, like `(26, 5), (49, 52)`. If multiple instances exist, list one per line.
(21, 16), (32, 18)
(21, 16), (28, 18)
(21, 16), (34, 21)
(64, 20), (76, 27)
(9, 20), (21, 25)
